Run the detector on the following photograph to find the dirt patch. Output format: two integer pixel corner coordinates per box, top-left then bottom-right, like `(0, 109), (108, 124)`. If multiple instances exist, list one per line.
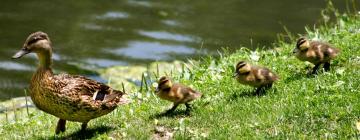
(152, 125), (174, 140)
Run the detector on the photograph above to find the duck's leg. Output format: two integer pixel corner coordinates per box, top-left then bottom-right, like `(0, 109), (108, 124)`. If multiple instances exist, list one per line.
(81, 122), (88, 132)
(166, 103), (179, 114)
(265, 84), (273, 90)
(255, 84), (272, 95)
(311, 63), (321, 74)
(185, 103), (192, 113)
(324, 62), (331, 72)
(255, 87), (265, 95)
(55, 119), (66, 134)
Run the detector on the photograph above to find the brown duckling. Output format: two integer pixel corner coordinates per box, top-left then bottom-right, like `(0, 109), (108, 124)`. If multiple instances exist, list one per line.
(156, 76), (202, 113)
(12, 31), (128, 134)
(293, 37), (340, 74)
(233, 61), (279, 94)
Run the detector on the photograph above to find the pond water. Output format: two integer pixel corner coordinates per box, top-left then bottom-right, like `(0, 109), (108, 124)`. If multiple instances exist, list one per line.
(0, 0), (348, 100)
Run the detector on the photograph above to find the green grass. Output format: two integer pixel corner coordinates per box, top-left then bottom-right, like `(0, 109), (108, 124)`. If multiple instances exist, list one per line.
(1, 8), (360, 140)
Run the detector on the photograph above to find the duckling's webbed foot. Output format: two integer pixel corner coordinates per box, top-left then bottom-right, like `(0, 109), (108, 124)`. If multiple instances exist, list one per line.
(255, 84), (272, 95)
(311, 64), (321, 74)
(324, 62), (331, 71)
(80, 122), (88, 132)
(255, 87), (263, 95)
(265, 84), (273, 89)
(185, 103), (192, 113)
(55, 119), (66, 134)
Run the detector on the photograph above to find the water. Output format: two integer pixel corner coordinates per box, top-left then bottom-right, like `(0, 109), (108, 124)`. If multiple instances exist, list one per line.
(0, 0), (348, 100)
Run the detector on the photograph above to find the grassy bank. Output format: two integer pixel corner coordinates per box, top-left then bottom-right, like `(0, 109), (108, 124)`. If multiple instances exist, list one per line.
(1, 8), (360, 140)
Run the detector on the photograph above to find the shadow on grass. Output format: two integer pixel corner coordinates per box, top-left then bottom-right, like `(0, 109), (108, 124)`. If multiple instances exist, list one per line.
(287, 64), (343, 81)
(39, 125), (114, 140)
(150, 110), (191, 119)
(283, 71), (311, 84)
(227, 90), (265, 101)
(226, 87), (281, 101)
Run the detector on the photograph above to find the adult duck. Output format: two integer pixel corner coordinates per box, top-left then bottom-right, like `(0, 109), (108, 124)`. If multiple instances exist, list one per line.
(12, 31), (128, 134)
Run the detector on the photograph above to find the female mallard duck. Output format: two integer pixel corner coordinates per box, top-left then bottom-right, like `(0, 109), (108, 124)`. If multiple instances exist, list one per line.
(293, 37), (340, 74)
(156, 76), (202, 114)
(12, 31), (128, 134)
(233, 61), (279, 94)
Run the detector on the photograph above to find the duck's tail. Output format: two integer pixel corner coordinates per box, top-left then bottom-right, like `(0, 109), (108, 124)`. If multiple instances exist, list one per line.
(103, 90), (131, 105)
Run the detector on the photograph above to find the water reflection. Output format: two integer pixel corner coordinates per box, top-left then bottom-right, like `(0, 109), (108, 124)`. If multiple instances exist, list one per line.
(138, 30), (197, 42)
(84, 58), (127, 67)
(112, 41), (196, 60)
(95, 11), (130, 20)
(127, 1), (153, 7)
(82, 23), (124, 31)
(161, 20), (181, 27)
(0, 61), (34, 71)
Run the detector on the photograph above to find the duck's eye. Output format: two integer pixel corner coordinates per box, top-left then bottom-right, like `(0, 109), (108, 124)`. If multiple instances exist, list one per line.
(27, 38), (41, 45)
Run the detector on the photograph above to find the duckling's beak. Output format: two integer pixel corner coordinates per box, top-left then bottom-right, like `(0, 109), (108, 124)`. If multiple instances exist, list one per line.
(155, 87), (159, 92)
(232, 72), (239, 77)
(292, 48), (299, 54)
(12, 49), (30, 59)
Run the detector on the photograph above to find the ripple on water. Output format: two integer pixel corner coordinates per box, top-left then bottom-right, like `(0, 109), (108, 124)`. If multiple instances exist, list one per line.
(0, 80), (27, 89)
(84, 58), (127, 67)
(109, 41), (196, 60)
(138, 30), (198, 42)
(81, 23), (124, 31)
(95, 11), (129, 20)
(161, 19), (182, 27)
(127, 1), (152, 7)
(0, 61), (34, 71)
(52, 53), (61, 61)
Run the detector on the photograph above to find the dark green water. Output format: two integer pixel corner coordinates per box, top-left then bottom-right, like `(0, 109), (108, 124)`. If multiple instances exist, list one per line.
(0, 0), (349, 100)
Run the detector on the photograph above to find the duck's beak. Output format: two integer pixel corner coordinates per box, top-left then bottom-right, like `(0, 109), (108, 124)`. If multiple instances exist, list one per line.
(12, 49), (30, 59)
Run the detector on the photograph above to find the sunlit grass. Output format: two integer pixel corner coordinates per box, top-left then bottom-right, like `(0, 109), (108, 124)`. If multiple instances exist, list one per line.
(1, 8), (360, 140)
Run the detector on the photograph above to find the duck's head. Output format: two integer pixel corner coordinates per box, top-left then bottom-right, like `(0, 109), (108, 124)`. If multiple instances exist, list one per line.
(233, 61), (251, 77)
(156, 76), (173, 92)
(12, 31), (51, 59)
(293, 37), (310, 54)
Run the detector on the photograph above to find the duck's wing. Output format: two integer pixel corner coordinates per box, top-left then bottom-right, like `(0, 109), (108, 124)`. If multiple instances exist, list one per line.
(52, 73), (127, 105)
(259, 67), (279, 82)
(176, 84), (202, 99)
(321, 44), (340, 59)
(311, 41), (340, 59)
(252, 66), (279, 82)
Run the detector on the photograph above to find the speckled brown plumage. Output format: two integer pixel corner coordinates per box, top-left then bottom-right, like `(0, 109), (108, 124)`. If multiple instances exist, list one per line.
(12, 31), (128, 134)
(293, 37), (340, 74)
(234, 61), (279, 94)
(30, 68), (124, 122)
(156, 76), (201, 113)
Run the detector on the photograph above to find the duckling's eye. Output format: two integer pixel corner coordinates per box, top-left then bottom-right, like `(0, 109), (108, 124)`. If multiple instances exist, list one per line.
(236, 63), (246, 71)
(159, 80), (169, 86)
(296, 40), (306, 48)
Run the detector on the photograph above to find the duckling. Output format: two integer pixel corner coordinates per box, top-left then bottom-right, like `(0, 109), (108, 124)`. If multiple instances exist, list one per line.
(12, 31), (128, 134)
(293, 37), (340, 74)
(233, 61), (279, 94)
(156, 76), (202, 114)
